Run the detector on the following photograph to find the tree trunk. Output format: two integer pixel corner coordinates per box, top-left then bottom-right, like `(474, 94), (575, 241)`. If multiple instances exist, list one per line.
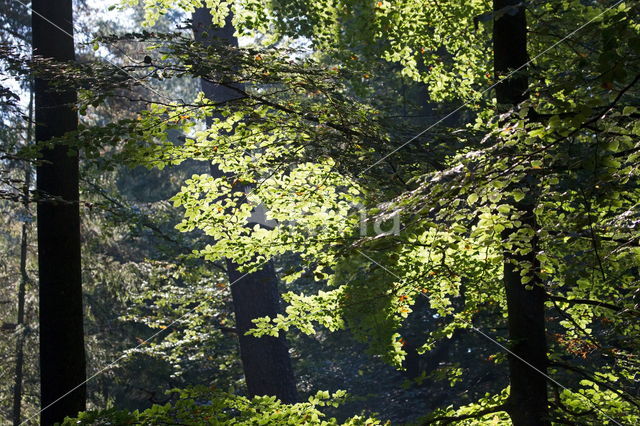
(493, 1), (550, 424)
(32, 1), (87, 424)
(12, 86), (33, 426)
(192, 9), (298, 403)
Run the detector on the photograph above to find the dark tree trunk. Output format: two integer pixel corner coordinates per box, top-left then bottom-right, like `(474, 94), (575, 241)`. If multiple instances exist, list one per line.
(12, 88), (33, 426)
(226, 260), (298, 402)
(192, 9), (298, 403)
(493, 1), (550, 424)
(32, 1), (86, 424)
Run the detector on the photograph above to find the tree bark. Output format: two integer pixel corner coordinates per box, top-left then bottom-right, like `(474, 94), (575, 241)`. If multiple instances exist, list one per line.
(32, 1), (86, 424)
(493, 1), (550, 424)
(192, 9), (298, 403)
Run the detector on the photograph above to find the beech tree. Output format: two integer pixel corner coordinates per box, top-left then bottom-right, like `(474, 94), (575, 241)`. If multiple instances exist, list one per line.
(32, 1), (86, 424)
(2, 0), (638, 424)
(101, 0), (638, 423)
(191, 8), (297, 403)
(491, 1), (550, 424)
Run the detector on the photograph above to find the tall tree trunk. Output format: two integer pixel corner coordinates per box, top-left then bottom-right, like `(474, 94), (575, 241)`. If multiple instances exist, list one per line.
(12, 87), (33, 426)
(493, 1), (550, 424)
(192, 9), (298, 403)
(32, 1), (86, 424)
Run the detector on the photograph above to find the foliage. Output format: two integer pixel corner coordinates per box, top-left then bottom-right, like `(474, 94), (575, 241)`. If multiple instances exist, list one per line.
(3, 0), (640, 423)
(98, 0), (640, 422)
(62, 387), (383, 425)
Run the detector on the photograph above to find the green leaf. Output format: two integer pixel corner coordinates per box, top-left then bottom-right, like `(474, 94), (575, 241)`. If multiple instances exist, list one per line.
(512, 189), (525, 202)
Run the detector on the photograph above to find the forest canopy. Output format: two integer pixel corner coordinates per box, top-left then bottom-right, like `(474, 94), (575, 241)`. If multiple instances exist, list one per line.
(1, 0), (640, 425)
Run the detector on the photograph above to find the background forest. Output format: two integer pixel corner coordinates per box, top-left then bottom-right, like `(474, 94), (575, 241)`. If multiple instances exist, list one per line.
(1, 0), (640, 425)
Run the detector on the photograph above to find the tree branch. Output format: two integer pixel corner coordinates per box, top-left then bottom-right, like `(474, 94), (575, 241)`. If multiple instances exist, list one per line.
(547, 294), (639, 316)
(421, 404), (507, 425)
